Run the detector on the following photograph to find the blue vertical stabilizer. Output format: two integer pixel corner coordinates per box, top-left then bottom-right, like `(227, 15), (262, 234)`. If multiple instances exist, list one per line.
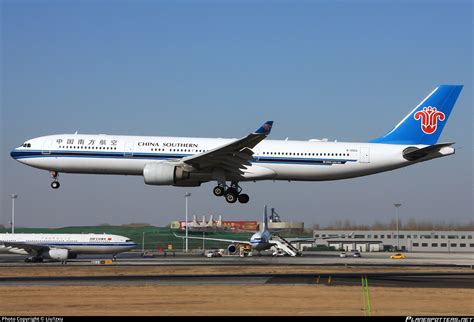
(370, 85), (463, 145)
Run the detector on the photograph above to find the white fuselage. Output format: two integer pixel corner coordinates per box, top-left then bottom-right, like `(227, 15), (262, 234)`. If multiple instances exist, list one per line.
(249, 230), (273, 251)
(0, 233), (137, 256)
(11, 134), (454, 183)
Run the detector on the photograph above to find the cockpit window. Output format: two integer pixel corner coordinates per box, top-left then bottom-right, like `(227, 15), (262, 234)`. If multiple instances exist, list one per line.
(22, 143), (31, 148)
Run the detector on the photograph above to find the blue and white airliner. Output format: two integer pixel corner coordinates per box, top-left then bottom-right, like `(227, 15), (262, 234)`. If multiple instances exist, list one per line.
(174, 205), (350, 256)
(10, 85), (463, 204)
(175, 205), (276, 255)
(0, 233), (137, 262)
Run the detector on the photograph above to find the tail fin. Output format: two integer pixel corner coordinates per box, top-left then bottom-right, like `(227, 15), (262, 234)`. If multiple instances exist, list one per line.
(370, 85), (463, 145)
(262, 205), (268, 232)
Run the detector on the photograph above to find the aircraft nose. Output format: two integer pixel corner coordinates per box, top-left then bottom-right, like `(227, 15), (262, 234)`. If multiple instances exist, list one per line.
(10, 148), (18, 159)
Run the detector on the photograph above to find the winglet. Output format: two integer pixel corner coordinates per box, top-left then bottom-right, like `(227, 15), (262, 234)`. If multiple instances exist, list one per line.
(255, 121), (273, 135)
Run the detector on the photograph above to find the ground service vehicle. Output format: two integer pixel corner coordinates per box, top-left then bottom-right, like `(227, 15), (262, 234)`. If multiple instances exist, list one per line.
(390, 253), (406, 259)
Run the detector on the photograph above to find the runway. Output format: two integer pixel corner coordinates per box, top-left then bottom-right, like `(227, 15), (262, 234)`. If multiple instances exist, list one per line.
(1, 271), (473, 288)
(0, 251), (473, 289)
(1, 251), (473, 316)
(0, 250), (472, 267)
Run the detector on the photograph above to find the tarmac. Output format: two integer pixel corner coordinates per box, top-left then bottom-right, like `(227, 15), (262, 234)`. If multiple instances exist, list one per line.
(1, 271), (473, 288)
(0, 250), (472, 288)
(1, 250), (473, 315)
(1, 250), (472, 266)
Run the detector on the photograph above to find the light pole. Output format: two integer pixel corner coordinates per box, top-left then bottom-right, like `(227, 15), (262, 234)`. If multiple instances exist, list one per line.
(184, 192), (191, 253)
(10, 194), (18, 234)
(394, 203), (401, 251)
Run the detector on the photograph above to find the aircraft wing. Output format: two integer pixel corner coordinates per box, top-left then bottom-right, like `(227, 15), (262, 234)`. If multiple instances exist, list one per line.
(180, 121), (273, 175)
(283, 232), (354, 243)
(284, 237), (318, 243)
(2, 241), (49, 255)
(173, 233), (251, 246)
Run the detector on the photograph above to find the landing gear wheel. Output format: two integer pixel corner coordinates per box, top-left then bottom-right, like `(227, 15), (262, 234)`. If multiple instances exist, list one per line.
(213, 186), (225, 197)
(50, 171), (60, 189)
(238, 194), (249, 204)
(225, 189), (238, 203)
(112, 256), (117, 262)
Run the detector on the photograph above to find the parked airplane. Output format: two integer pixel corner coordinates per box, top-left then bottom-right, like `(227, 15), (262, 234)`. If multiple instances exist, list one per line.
(174, 205), (346, 256)
(0, 233), (137, 262)
(10, 85), (462, 204)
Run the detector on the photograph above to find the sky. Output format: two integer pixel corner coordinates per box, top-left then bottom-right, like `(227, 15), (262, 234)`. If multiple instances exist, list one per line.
(0, 0), (472, 229)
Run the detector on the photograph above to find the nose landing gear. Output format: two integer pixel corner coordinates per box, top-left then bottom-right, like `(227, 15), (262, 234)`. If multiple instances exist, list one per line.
(50, 171), (60, 189)
(212, 182), (249, 204)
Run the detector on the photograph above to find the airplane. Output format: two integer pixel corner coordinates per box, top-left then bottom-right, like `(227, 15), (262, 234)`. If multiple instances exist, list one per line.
(0, 233), (137, 262)
(173, 205), (348, 256)
(10, 85), (462, 204)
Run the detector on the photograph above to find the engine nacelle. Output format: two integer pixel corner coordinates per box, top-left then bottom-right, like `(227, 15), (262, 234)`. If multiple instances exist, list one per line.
(143, 162), (191, 186)
(227, 244), (237, 254)
(46, 248), (69, 261)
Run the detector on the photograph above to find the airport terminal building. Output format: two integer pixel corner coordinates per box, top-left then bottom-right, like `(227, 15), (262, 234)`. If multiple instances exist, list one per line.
(312, 230), (474, 253)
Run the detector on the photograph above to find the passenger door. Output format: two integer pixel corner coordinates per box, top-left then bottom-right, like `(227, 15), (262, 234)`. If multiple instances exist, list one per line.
(42, 140), (53, 155)
(123, 141), (134, 157)
(360, 147), (370, 163)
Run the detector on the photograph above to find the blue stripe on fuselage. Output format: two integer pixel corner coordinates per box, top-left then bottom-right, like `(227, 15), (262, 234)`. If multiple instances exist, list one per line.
(10, 150), (357, 166)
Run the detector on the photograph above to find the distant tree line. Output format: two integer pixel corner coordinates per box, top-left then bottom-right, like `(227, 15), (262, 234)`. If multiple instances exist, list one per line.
(311, 218), (474, 231)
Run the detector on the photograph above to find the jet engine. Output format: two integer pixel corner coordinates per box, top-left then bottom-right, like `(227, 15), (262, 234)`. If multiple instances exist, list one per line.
(45, 248), (69, 261)
(143, 162), (201, 186)
(227, 244), (237, 254)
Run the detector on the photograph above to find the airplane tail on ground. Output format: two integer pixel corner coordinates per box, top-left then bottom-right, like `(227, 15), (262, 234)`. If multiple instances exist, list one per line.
(262, 205), (269, 232)
(370, 85), (463, 145)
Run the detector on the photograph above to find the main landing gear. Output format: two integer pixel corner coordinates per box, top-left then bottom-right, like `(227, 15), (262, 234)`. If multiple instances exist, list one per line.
(50, 171), (60, 189)
(25, 256), (43, 263)
(213, 182), (249, 204)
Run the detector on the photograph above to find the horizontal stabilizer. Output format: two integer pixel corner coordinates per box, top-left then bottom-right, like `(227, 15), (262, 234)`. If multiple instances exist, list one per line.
(403, 142), (455, 161)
